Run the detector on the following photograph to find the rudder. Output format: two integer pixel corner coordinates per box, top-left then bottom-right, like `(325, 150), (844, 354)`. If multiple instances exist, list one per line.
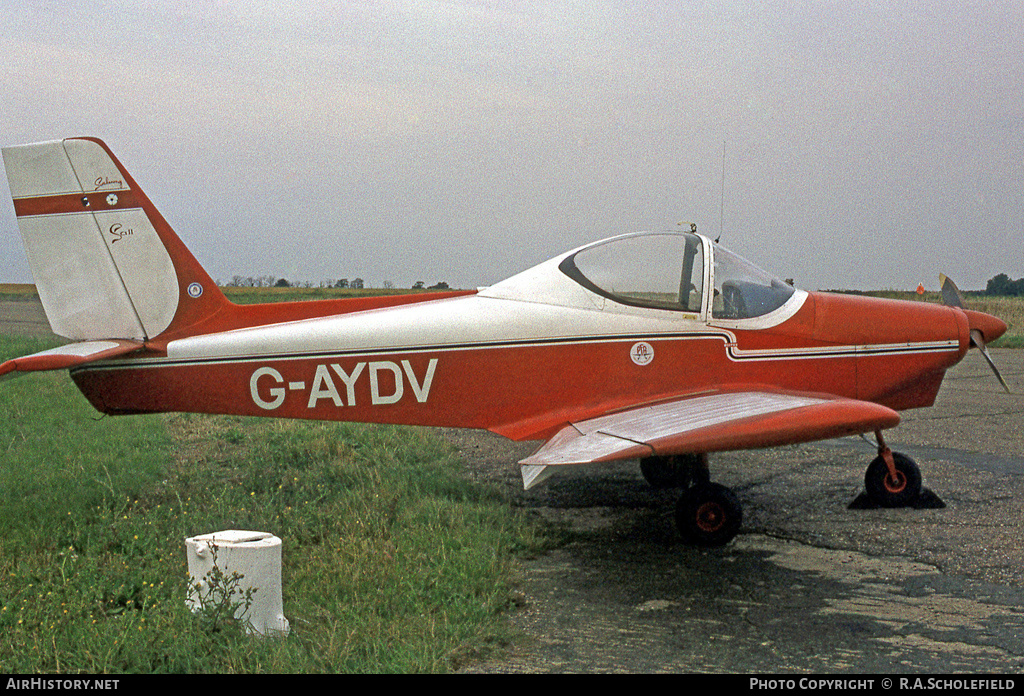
(2, 137), (228, 341)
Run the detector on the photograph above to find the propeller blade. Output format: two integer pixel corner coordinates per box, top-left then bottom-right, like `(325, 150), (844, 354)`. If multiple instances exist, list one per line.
(939, 273), (965, 308)
(940, 275), (1010, 393)
(970, 328), (1011, 393)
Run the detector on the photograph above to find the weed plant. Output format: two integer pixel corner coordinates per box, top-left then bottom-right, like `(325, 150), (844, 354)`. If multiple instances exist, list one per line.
(0, 335), (548, 672)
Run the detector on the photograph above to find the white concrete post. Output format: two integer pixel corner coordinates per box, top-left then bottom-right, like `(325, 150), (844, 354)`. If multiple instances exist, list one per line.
(185, 530), (290, 637)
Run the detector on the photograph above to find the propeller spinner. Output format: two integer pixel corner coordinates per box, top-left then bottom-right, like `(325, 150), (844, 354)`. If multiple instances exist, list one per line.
(939, 274), (1011, 393)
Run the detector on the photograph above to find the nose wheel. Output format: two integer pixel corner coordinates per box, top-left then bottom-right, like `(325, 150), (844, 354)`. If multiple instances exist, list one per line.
(862, 431), (924, 507)
(864, 451), (922, 507)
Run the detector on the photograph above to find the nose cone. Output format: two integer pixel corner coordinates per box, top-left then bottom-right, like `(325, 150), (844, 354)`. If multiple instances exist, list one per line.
(963, 309), (1008, 344)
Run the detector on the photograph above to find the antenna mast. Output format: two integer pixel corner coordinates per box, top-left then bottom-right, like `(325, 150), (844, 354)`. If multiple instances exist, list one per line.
(718, 140), (725, 243)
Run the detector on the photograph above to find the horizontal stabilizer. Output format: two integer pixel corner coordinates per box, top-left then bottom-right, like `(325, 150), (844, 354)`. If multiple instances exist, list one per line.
(0, 340), (144, 381)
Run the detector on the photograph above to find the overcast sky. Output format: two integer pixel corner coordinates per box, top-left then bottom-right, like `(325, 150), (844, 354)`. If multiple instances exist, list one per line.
(1, 0), (1021, 291)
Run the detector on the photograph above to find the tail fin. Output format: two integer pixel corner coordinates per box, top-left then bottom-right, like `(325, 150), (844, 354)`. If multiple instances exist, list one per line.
(2, 137), (230, 342)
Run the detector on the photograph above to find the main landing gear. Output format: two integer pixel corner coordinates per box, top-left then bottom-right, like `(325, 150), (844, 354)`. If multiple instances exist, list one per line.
(642, 432), (935, 548)
(640, 453), (742, 548)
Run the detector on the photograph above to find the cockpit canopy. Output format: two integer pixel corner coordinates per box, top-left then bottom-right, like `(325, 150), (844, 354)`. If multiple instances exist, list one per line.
(709, 243), (796, 320)
(559, 232), (795, 321)
(562, 233), (706, 312)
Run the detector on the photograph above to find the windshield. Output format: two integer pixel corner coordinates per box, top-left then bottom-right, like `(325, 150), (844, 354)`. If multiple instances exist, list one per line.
(711, 245), (795, 320)
(562, 233), (705, 312)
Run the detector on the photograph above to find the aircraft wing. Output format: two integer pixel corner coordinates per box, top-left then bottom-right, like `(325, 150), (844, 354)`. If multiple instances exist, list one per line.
(0, 340), (144, 381)
(519, 390), (900, 489)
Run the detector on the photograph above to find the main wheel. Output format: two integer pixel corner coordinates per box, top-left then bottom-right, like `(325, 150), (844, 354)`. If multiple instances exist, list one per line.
(640, 454), (700, 489)
(675, 483), (742, 547)
(864, 452), (922, 508)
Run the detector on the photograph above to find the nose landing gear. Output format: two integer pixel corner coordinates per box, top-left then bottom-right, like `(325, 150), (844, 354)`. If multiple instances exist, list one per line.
(856, 430), (940, 509)
(864, 450), (922, 507)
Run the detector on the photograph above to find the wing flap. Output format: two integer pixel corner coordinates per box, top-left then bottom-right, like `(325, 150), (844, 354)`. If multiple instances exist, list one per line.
(520, 391), (900, 472)
(0, 340), (144, 381)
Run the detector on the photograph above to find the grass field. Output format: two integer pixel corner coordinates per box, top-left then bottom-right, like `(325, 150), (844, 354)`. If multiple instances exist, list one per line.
(221, 285), (443, 304)
(0, 283), (37, 301)
(0, 283), (440, 305)
(954, 296), (1024, 348)
(0, 334), (553, 673)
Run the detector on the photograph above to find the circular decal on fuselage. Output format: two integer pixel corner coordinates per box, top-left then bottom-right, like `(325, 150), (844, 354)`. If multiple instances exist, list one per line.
(187, 282), (204, 298)
(630, 341), (654, 366)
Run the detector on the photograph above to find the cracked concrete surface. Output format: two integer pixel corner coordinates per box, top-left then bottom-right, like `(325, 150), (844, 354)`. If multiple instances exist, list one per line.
(450, 349), (1024, 673)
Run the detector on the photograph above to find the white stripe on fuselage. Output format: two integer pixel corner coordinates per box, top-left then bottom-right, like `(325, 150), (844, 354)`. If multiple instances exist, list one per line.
(61, 292), (959, 371)
(164, 294), (720, 363)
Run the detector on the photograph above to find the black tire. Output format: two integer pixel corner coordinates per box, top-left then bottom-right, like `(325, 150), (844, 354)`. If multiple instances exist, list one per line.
(864, 452), (922, 508)
(675, 483), (742, 547)
(640, 454), (694, 489)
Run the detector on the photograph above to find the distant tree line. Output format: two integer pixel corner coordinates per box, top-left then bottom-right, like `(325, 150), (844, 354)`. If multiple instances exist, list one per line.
(985, 274), (1024, 296)
(220, 276), (449, 290)
(224, 275), (279, 288)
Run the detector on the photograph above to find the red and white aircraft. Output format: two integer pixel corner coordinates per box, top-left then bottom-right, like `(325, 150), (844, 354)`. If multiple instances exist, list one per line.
(1, 137), (1009, 546)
